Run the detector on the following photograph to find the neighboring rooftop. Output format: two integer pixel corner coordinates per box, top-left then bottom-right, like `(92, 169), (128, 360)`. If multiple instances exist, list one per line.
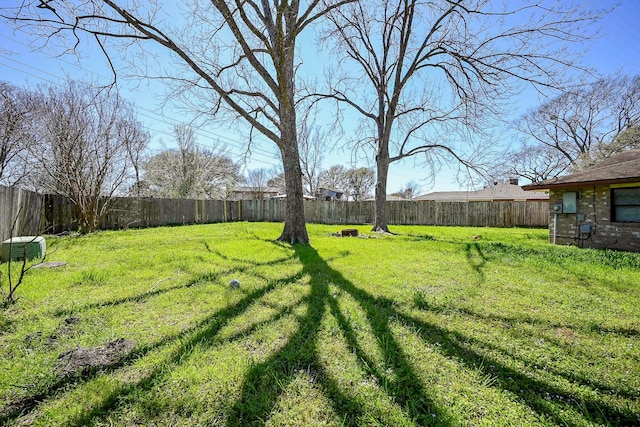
(416, 179), (548, 201)
(272, 194), (316, 200)
(317, 187), (344, 200)
(522, 149), (640, 190)
(414, 191), (471, 202)
(364, 195), (409, 201)
(230, 186), (281, 194)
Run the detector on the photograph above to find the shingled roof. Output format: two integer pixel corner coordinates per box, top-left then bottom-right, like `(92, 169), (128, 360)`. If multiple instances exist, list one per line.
(522, 149), (640, 190)
(416, 181), (548, 201)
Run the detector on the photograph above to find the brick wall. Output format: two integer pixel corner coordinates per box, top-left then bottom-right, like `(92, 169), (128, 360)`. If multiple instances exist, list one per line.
(549, 184), (640, 251)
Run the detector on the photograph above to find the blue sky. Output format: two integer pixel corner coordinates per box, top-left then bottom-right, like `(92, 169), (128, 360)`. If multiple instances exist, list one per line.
(1, 0), (638, 194)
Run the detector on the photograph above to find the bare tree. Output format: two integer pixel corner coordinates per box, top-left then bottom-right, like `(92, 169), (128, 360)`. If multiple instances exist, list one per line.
(322, 0), (605, 232)
(245, 168), (271, 200)
(298, 123), (325, 196)
(142, 125), (240, 199)
(0, 82), (35, 187)
(512, 73), (640, 178)
(266, 169), (287, 195)
(29, 81), (149, 233)
(0, 210), (45, 306)
(124, 117), (151, 198)
(1, 0), (355, 244)
(496, 143), (569, 184)
(318, 164), (349, 194)
(344, 167), (375, 201)
(391, 181), (420, 200)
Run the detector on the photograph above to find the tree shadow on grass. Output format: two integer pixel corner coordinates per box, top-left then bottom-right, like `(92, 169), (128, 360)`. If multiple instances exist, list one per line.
(51, 252), (296, 318)
(63, 274), (308, 427)
(394, 310), (639, 426)
(227, 243), (637, 426)
(0, 264), (301, 426)
(5, 242), (637, 426)
(226, 244), (451, 426)
(464, 242), (487, 281)
(410, 294), (640, 403)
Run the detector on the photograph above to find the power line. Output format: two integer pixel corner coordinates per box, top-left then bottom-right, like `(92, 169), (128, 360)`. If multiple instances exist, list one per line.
(0, 50), (281, 168)
(0, 33), (281, 160)
(0, 50), (275, 152)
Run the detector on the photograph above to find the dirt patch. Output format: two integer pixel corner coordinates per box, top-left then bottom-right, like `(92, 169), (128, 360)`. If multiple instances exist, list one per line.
(1, 393), (44, 425)
(23, 317), (82, 349)
(23, 331), (43, 347)
(45, 316), (81, 347)
(56, 338), (135, 378)
(329, 231), (379, 239)
(553, 327), (578, 342)
(31, 261), (68, 269)
(1, 338), (134, 423)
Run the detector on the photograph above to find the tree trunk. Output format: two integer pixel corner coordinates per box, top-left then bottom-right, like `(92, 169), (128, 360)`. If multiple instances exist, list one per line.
(276, 101), (309, 244)
(272, 8), (309, 245)
(372, 149), (391, 233)
(277, 141), (309, 244)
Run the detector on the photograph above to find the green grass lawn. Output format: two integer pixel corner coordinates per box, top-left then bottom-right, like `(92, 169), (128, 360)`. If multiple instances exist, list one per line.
(1, 222), (638, 426)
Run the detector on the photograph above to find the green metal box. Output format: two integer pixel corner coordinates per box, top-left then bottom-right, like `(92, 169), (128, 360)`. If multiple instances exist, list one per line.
(1, 236), (46, 262)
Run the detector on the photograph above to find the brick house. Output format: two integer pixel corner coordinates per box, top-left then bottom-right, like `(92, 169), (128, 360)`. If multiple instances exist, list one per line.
(523, 150), (640, 252)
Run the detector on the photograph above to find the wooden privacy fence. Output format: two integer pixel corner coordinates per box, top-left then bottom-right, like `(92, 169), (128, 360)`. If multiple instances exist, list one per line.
(43, 195), (243, 234)
(1, 186), (549, 239)
(0, 186), (44, 243)
(303, 200), (549, 227)
(44, 197), (550, 230)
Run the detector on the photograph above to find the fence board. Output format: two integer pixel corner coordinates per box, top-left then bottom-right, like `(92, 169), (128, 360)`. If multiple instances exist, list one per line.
(0, 186), (44, 242)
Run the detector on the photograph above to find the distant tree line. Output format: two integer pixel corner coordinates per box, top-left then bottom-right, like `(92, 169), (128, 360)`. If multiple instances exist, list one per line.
(243, 165), (379, 202)
(0, 81), (242, 231)
(139, 125), (241, 200)
(1, 79), (405, 219)
(495, 73), (640, 183)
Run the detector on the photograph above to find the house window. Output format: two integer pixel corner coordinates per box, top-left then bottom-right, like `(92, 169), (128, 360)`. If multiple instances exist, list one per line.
(612, 187), (640, 222)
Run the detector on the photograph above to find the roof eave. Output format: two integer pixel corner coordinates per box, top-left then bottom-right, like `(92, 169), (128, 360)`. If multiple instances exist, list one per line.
(522, 176), (640, 191)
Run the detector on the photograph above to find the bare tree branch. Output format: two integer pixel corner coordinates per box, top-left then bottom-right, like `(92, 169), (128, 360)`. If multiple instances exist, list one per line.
(510, 73), (640, 178)
(321, 0), (606, 232)
(1, 0), (357, 243)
